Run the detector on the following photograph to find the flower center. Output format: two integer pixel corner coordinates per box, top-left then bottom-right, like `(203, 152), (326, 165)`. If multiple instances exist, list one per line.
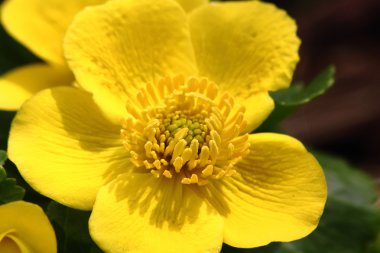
(121, 75), (250, 185)
(159, 112), (209, 147)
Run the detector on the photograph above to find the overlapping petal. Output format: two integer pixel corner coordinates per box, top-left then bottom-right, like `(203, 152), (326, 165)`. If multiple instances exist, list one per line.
(64, 0), (198, 122)
(0, 201), (56, 253)
(221, 133), (327, 248)
(189, 1), (300, 129)
(175, 0), (208, 12)
(0, 64), (73, 111)
(1, 0), (105, 65)
(189, 1), (300, 93)
(90, 173), (224, 253)
(8, 87), (130, 210)
(237, 91), (274, 133)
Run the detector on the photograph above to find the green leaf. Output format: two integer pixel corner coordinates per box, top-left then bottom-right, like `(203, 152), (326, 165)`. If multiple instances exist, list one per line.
(46, 201), (103, 253)
(271, 66), (335, 106)
(0, 161), (25, 204)
(256, 66), (335, 132)
(0, 150), (7, 165)
(314, 151), (377, 205)
(366, 232), (380, 253)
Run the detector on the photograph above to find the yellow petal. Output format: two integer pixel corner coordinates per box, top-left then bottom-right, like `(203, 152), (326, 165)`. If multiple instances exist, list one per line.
(0, 235), (20, 253)
(222, 133), (327, 248)
(64, 0), (197, 121)
(0, 201), (56, 253)
(90, 173), (224, 253)
(238, 91), (274, 133)
(189, 1), (300, 95)
(0, 234), (32, 253)
(175, 0), (208, 12)
(1, 0), (105, 65)
(8, 87), (130, 210)
(0, 64), (73, 111)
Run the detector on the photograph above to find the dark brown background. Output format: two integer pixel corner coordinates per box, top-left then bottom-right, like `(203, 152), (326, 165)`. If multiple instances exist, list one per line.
(265, 0), (380, 182)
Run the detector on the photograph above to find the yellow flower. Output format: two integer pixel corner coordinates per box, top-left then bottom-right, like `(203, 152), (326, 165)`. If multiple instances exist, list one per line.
(8, 0), (327, 252)
(0, 0), (206, 110)
(0, 201), (56, 253)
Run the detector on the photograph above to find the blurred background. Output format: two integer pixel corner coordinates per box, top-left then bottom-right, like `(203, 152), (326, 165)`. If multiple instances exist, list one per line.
(266, 0), (380, 184)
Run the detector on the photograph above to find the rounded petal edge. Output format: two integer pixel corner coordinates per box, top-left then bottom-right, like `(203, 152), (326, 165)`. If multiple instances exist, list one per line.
(0, 201), (57, 253)
(222, 133), (327, 248)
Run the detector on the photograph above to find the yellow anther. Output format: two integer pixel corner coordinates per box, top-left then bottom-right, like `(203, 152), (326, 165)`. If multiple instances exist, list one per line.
(153, 160), (161, 170)
(164, 139), (177, 157)
(181, 148), (193, 163)
(122, 75), (250, 184)
(150, 170), (160, 178)
(143, 160), (154, 169)
(150, 151), (158, 160)
(144, 141), (153, 157)
(210, 130), (221, 147)
(181, 178), (191, 184)
(163, 170), (172, 178)
(172, 139), (187, 161)
(160, 159), (169, 166)
(209, 140), (219, 162)
(173, 157), (183, 173)
(187, 159), (198, 171)
(190, 174), (199, 184)
(199, 146), (210, 164)
(174, 128), (189, 140)
(201, 165), (214, 177)
(190, 139), (199, 157)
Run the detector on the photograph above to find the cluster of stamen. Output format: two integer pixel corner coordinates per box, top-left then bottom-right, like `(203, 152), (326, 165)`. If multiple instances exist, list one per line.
(121, 75), (250, 185)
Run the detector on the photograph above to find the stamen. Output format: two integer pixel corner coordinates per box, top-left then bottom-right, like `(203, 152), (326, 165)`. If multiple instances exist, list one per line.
(121, 75), (250, 185)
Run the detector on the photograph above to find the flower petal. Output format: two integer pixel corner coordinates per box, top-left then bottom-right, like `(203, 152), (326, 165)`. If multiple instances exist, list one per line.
(90, 173), (224, 253)
(8, 87), (130, 210)
(175, 0), (207, 12)
(0, 201), (56, 253)
(239, 91), (274, 133)
(0, 64), (73, 111)
(1, 0), (105, 65)
(64, 0), (197, 121)
(189, 1), (300, 95)
(222, 133), (327, 248)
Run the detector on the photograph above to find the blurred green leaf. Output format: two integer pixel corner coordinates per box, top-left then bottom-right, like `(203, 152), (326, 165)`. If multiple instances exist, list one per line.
(315, 152), (377, 205)
(47, 201), (103, 253)
(256, 66), (335, 132)
(0, 152), (25, 204)
(366, 232), (380, 253)
(0, 150), (6, 165)
(271, 66), (335, 106)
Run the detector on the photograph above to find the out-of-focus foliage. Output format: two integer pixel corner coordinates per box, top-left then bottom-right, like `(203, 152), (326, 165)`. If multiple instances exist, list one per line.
(0, 150), (25, 204)
(47, 201), (103, 253)
(256, 66), (335, 132)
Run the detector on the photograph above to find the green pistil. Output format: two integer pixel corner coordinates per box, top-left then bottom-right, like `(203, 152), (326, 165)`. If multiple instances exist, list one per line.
(161, 114), (208, 145)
